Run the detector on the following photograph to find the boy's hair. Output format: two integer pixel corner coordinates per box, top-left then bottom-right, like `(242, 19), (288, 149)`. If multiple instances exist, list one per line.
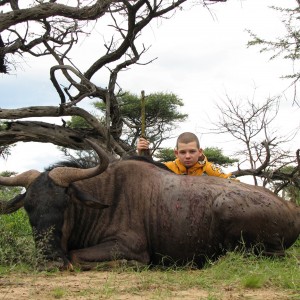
(176, 132), (200, 148)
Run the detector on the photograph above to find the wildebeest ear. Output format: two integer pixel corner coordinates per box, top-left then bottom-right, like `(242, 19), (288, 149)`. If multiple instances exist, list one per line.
(68, 185), (110, 209)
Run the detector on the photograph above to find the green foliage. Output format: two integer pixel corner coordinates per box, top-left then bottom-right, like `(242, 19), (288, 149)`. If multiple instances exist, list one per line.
(64, 91), (187, 160)
(0, 179), (36, 268)
(120, 92), (187, 124)
(94, 91), (187, 149)
(66, 115), (93, 129)
(0, 209), (35, 267)
(155, 148), (176, 162)
(204, 147), (238, 167)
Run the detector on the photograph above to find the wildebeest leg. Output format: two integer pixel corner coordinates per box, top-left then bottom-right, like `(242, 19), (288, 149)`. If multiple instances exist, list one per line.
(69, 238), (150, 270)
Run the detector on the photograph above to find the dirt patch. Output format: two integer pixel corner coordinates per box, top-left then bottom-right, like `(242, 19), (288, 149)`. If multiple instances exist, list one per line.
(0, 271), (296, 300)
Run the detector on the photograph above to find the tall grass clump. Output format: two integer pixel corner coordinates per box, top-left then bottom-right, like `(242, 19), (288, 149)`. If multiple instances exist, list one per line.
(0, 184), (38, 271)
(0, 209), (37, 267)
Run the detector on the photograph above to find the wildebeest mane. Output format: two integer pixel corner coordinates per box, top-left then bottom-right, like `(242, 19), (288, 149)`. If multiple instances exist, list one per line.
(45, 155), (173, 173)
(44, 160), (89, 171)
(125, 155), (173, 172)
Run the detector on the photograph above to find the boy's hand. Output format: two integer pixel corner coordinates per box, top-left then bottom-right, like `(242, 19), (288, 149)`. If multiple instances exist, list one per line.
(137, 138), (150, 155)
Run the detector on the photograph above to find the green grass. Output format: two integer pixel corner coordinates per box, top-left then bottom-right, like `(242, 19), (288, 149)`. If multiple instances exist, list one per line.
(51, 287), (66, 299)
(0, 208), (37, 268)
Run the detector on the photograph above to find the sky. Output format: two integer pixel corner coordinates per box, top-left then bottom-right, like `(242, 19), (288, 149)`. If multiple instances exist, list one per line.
(0, 0), (299, 177)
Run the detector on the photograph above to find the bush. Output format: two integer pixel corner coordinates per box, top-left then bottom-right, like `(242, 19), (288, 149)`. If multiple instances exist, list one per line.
(0, 182), (38, 269)
(0, 208), (36, 267)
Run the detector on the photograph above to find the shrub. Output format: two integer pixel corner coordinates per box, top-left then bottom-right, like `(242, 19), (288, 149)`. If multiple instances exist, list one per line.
(0, 208), (36, 267)
(0, 182), (38, 269)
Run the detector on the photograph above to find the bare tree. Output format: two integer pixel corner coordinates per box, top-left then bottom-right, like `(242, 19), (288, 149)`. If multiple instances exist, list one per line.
(0, 0), (226, 157)
(209, 94), (300, 195)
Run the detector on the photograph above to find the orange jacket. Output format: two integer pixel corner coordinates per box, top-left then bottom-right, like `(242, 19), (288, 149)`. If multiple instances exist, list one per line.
(163, 158), (232, 178)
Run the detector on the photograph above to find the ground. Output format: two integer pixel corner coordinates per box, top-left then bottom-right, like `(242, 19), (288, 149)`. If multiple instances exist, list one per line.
(0, 271), (295, 299)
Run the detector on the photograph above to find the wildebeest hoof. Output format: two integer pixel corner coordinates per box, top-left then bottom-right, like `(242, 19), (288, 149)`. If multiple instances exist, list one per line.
(37, 258), (73, 272)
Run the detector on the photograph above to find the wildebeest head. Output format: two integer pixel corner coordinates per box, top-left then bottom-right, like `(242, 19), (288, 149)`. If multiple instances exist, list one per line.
(0, 139), (110, 269)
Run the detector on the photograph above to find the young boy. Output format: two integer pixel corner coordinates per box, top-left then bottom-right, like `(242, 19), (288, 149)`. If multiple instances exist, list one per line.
(137, 132), (232, 178)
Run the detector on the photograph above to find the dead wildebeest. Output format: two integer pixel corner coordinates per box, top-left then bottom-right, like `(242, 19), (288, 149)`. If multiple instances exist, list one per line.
(0, 139), (299, 270)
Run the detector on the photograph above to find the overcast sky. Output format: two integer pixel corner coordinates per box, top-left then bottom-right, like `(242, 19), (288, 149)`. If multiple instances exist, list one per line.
(0, 0), (299, 175)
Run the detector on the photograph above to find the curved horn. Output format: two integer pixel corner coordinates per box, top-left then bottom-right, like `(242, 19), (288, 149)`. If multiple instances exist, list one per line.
(49, 139), (110, 187)
(0, 169), (41, 189)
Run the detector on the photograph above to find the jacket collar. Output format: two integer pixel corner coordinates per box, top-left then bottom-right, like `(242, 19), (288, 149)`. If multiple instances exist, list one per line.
(174, 158), (206, 175)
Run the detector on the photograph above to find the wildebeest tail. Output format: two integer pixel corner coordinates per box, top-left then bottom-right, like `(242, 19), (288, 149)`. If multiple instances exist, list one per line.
(0, 193), (25, 214)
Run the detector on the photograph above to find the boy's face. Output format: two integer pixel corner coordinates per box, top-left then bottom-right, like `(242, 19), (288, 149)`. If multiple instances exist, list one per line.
(174, 141), (203, 168)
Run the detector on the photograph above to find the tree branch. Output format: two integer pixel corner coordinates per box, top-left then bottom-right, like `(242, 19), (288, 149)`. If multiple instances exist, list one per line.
(0, 1), (111, 31)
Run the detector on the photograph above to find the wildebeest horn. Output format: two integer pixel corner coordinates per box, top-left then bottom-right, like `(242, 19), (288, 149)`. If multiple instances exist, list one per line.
(48, 139), (110, 187)
(0, 169), (41, 189)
